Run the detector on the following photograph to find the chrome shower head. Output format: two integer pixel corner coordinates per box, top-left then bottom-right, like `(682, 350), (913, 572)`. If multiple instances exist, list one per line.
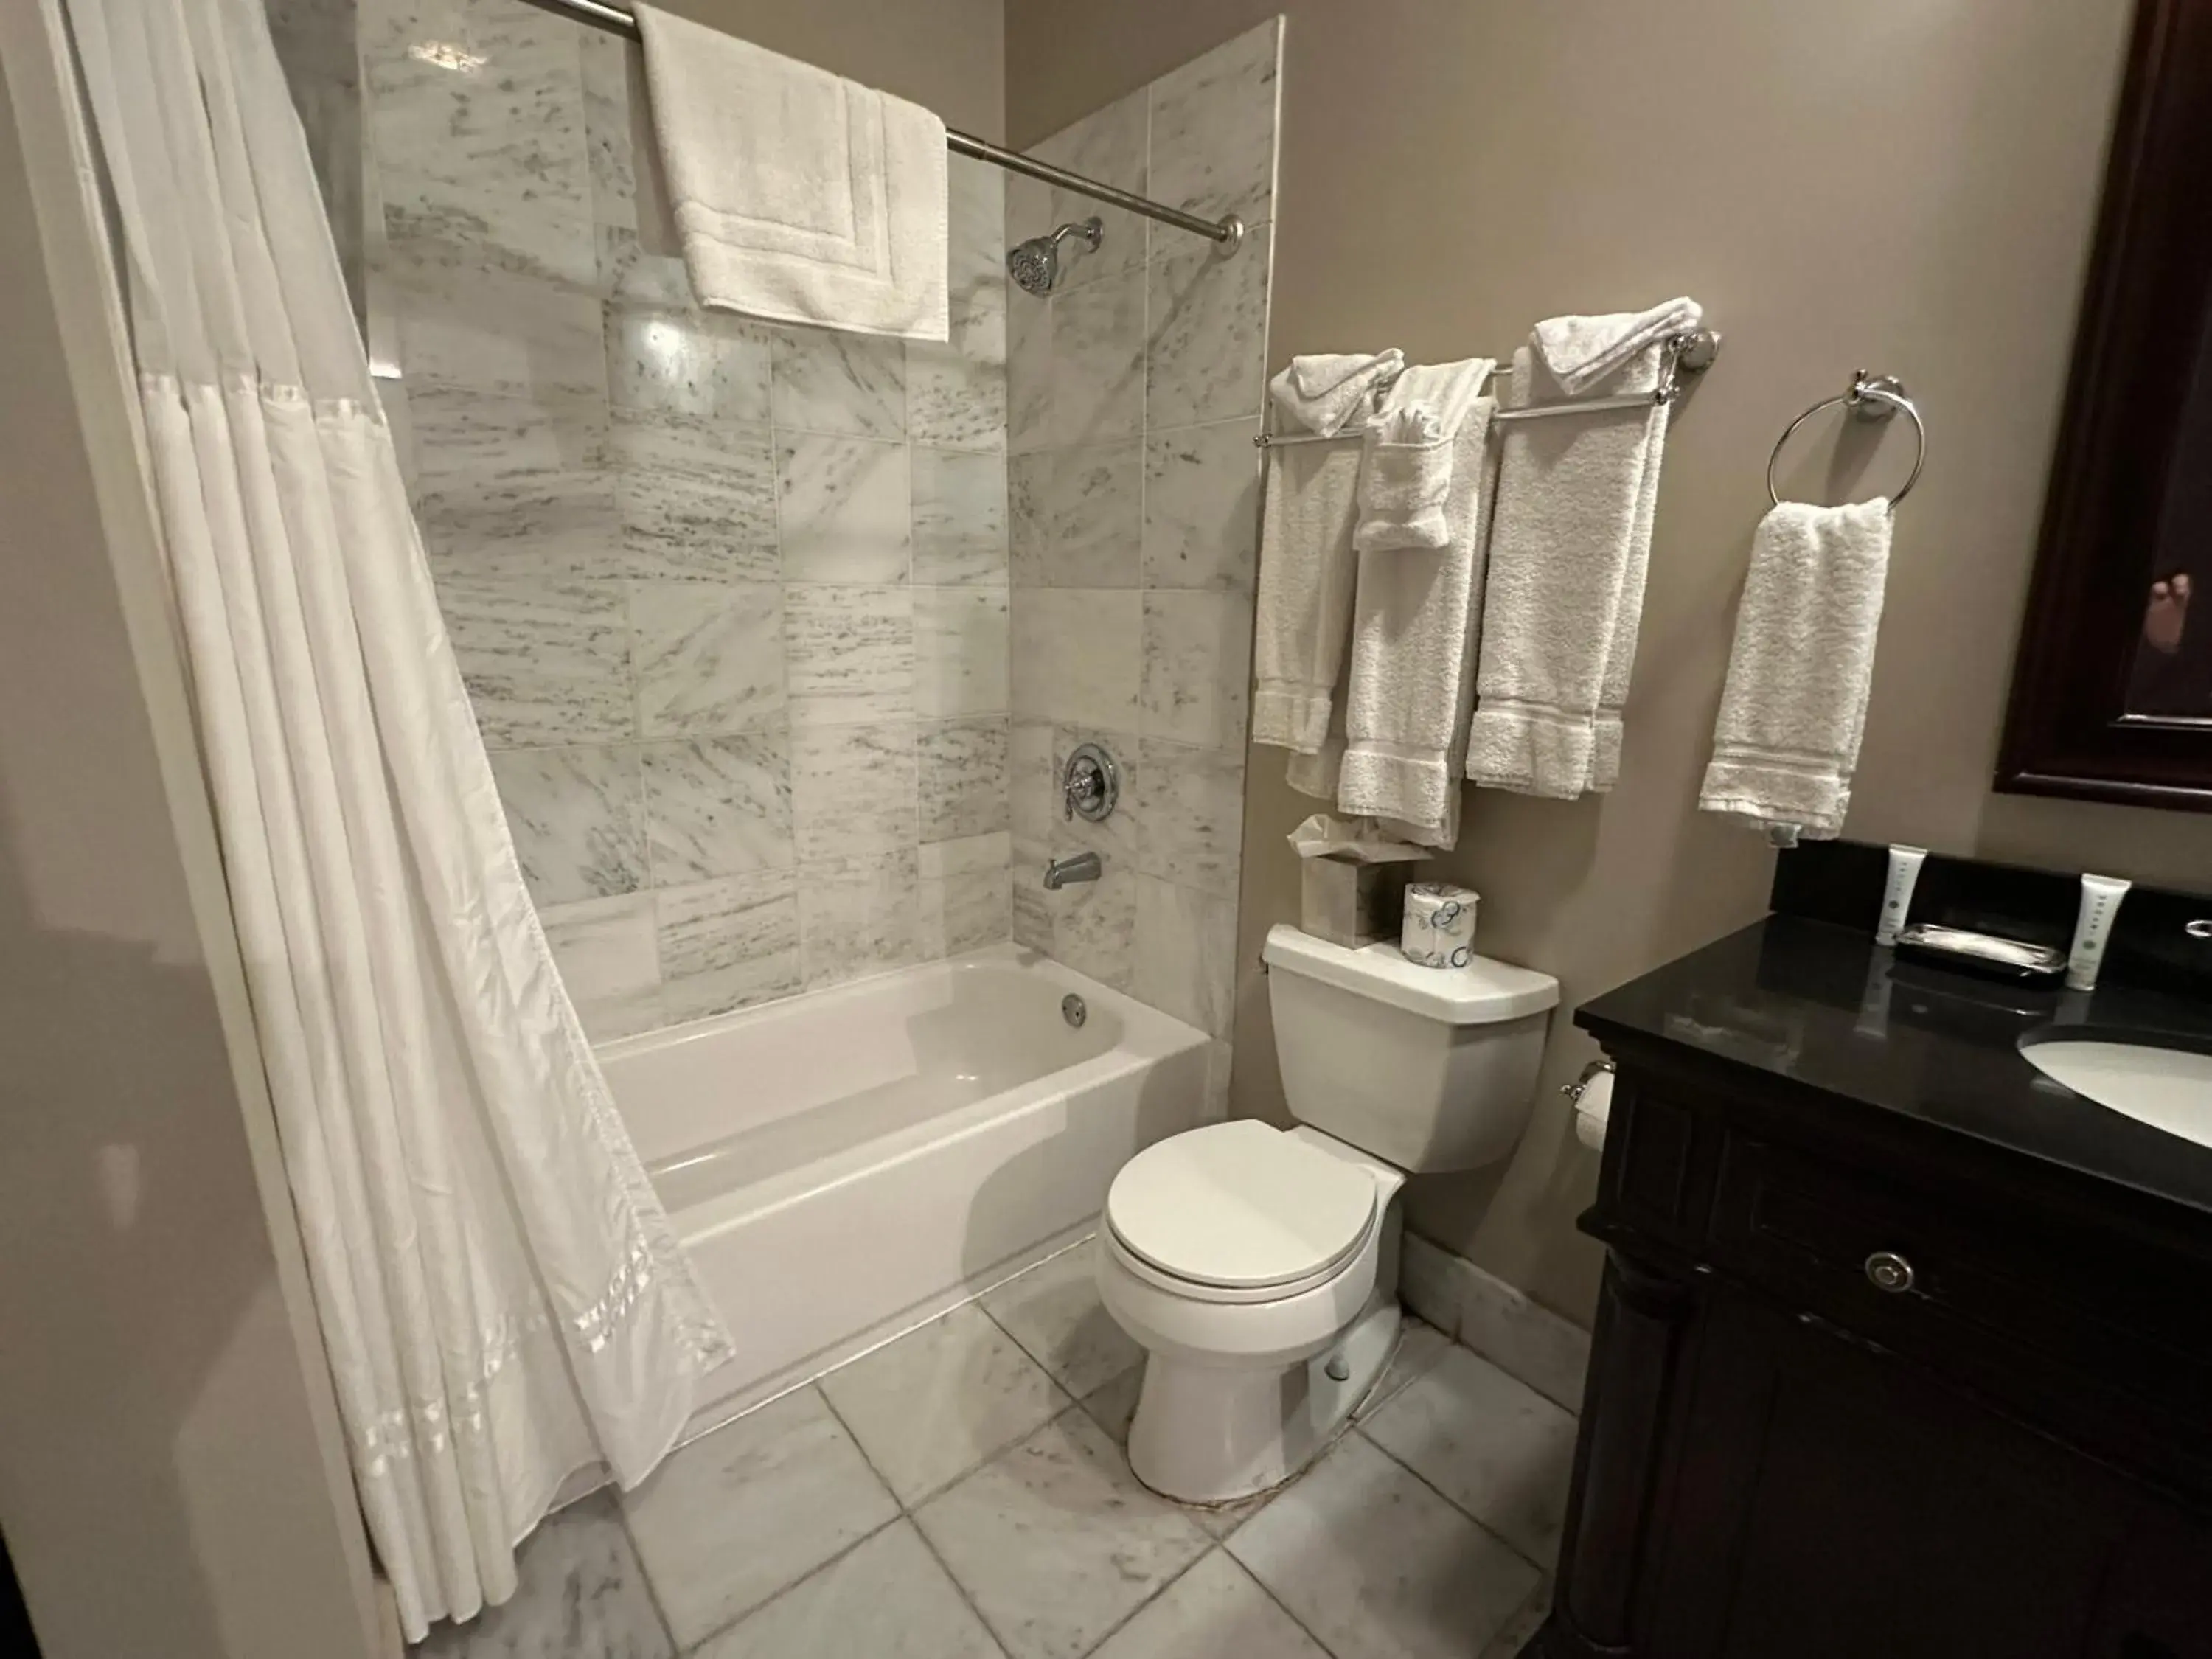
(1006, 217), (1102, 296)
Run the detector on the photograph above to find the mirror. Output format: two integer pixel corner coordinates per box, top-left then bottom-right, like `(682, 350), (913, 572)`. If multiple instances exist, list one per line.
(1998, 0), (2212, 807)
(2124, 325), (2212, 717)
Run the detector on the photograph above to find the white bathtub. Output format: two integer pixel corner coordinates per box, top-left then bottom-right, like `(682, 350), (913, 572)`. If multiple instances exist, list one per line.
(599, 943), (1209, 1427)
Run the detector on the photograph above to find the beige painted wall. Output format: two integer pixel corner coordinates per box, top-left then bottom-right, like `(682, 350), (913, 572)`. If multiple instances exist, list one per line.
(0, 32), (386, 1659)
(667, 0), (1004, 141)
(1008, 0), (2212, 1321)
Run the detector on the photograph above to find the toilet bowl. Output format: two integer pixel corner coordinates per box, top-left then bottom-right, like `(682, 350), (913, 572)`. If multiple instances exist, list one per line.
(1096, 925), (1558, 1505)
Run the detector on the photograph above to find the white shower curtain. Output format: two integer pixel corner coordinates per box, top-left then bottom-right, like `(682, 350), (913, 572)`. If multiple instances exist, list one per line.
(56, 0), (734, 1638)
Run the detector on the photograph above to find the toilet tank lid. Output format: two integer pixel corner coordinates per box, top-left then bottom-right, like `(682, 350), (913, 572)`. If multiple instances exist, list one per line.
(1263, 925), (1559, 1023)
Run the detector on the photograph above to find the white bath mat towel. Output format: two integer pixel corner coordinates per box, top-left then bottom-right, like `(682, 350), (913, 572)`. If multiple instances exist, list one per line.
(634, 4), (947, 341)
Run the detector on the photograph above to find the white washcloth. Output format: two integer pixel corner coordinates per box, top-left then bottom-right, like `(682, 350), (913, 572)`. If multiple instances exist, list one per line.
(1352, 358), (1495, 554)
(1700, 499), (1894, 839)
(1270, 349), (1405, 437)
(1354, 406), (1450, 552)
(1387, 358), (1495, 438)
(633, 6), (947, 341)
(1464, 337), (1673, 798)
(1534, 296), (1702, 396)
(1339, 375), (1498, 847)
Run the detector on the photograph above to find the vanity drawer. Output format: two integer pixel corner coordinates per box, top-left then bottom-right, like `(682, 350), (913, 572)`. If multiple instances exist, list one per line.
(1707, 1133), (2212, 1482)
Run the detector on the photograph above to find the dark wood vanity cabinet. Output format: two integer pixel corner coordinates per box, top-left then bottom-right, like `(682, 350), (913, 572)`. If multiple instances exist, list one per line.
(1531, 1037), (2212, 1659)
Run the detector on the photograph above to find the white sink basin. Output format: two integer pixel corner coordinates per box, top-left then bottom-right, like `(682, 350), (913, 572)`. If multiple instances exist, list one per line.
(2020, 1037), (2212, 1149)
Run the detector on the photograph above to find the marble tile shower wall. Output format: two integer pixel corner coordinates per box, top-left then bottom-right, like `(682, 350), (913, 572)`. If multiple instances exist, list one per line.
(359, 0), (1012, 1040)
(1006, 19), (1280, 1111)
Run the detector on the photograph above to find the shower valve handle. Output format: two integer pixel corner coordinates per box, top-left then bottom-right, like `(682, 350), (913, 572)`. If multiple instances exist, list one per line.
(1060, 743), (1119, 824)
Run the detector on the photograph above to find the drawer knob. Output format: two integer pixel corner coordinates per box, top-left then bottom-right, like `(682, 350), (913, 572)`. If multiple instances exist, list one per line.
(1865, 1251), (1915, 1293)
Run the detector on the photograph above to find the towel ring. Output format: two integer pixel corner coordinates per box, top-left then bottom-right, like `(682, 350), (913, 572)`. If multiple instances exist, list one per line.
(1765, 369), (1925, 509)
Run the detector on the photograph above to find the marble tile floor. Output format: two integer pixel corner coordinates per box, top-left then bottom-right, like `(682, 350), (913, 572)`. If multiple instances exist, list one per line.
(413, 1240), (1573, 1659)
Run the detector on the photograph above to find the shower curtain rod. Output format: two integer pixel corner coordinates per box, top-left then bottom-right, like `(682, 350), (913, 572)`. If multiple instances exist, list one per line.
(512, 0), (1246, 249)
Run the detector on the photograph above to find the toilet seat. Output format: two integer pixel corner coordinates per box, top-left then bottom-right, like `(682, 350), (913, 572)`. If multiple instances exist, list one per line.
(1104, 1121), (1378, 1301)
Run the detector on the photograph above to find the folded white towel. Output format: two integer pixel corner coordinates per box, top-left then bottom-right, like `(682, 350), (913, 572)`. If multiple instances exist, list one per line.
(634, 5), (947, 341)
(1700, 499), (1894, 839)
(1268, 349), (1405, 437)
(1352, 358), (1495, 555)
(1253, 439), (1363, 757)
(1464, 336), (1674, 798)
(1386, 358), (1495, 438)
(1339, 374), (1498, 847)
(1354, 406), (1451, 552)
(1534, 296), (1702, 396)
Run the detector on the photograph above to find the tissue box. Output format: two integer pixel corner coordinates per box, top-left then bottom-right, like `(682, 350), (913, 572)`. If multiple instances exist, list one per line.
(1301, 855), (1411, 949)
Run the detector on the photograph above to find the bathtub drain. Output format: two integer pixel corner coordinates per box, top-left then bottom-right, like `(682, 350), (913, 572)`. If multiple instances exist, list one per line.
(1061, 993), (1088, 1029)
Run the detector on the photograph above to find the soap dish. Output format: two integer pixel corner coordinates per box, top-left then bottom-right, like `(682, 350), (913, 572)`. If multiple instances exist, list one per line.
(1893, 923), (2067, 986)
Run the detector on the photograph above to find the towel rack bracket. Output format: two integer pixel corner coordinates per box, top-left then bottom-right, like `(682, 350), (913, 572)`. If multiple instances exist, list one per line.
(1676, 329), (1723, 374)
(1848, 371), (1910, 422)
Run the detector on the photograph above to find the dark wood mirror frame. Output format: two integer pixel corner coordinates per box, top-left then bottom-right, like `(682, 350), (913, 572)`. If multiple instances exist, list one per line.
(1997, 0), (2212, 811)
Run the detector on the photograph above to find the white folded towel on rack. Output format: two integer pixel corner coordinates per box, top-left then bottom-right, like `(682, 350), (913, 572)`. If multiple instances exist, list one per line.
(1253, 441), (1363, 757)
(1534, 296), (1702, 397)
(1253, 360), (1405, 760)
(1338, 366), (1498, 847)
(1268, 349), (1405, 438)
(1352, 358), (1495, 554)
(1285, 711), (1346, 801)
(633, 5), (948, 341)
(1463, 332), (1676, 799)
(1700, 499), (1894, 840)
(1354, 406), (1450, 552)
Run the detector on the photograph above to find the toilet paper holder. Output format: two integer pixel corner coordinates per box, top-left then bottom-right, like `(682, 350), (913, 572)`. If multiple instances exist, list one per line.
(1560, 1057), (1615, 1103)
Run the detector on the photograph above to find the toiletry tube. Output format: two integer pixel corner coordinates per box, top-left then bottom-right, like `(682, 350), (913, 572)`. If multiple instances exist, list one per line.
(1876, 845), (1927, 947)
(2067, 873), (2131, 992)
(1402, 883), (1478, 968)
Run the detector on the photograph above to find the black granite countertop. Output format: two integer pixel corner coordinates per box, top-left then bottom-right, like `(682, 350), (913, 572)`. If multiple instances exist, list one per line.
(1576, 914), (2212, 1222)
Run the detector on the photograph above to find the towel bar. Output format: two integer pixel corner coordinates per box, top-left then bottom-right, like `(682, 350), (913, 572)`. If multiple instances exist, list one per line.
(1253, 329), (1723, 446)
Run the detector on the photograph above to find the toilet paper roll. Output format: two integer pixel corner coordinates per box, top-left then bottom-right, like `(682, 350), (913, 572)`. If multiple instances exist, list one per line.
(1400, 882), (1478, 969)
(1573, 1067), (1614, 1151)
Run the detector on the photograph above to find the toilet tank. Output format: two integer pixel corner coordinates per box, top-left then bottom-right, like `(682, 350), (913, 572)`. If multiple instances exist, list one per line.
(1262, 925), (1559, 1174)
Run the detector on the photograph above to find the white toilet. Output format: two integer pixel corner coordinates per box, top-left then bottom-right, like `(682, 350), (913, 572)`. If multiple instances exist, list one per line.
(1095, 923), (1558, 1505)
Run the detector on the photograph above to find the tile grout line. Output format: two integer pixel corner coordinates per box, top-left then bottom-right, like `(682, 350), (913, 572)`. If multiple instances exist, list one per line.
(673, 1506), (908, 1657)
(605, 1493), (687, 1658)
(1065, 1542), (1220, 1659)
(1347, 1422), (1555, 1580)
(1235, 1548), (1355, 1659)
(811, 1368), (1029, 1658)
(902, 1495), (1018, 1659)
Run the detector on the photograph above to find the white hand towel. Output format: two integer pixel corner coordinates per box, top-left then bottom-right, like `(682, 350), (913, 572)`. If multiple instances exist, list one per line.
(1463, 338), (1674, 799)
(1534, 296), (1702, 396)
(1700, 499), (1894, 839)
(1268, 349), (1405, 437)
(1338, 370), (1498, 847)
(634, 6), (948, 341)
(1253, 439), (1363, 757)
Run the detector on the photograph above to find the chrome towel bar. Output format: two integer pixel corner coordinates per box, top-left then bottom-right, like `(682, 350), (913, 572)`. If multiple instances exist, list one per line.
(1253, 328), (1723, 446)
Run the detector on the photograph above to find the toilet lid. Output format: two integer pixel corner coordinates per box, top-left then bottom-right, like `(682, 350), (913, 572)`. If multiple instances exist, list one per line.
(1105, 1121), (1378, 1290)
